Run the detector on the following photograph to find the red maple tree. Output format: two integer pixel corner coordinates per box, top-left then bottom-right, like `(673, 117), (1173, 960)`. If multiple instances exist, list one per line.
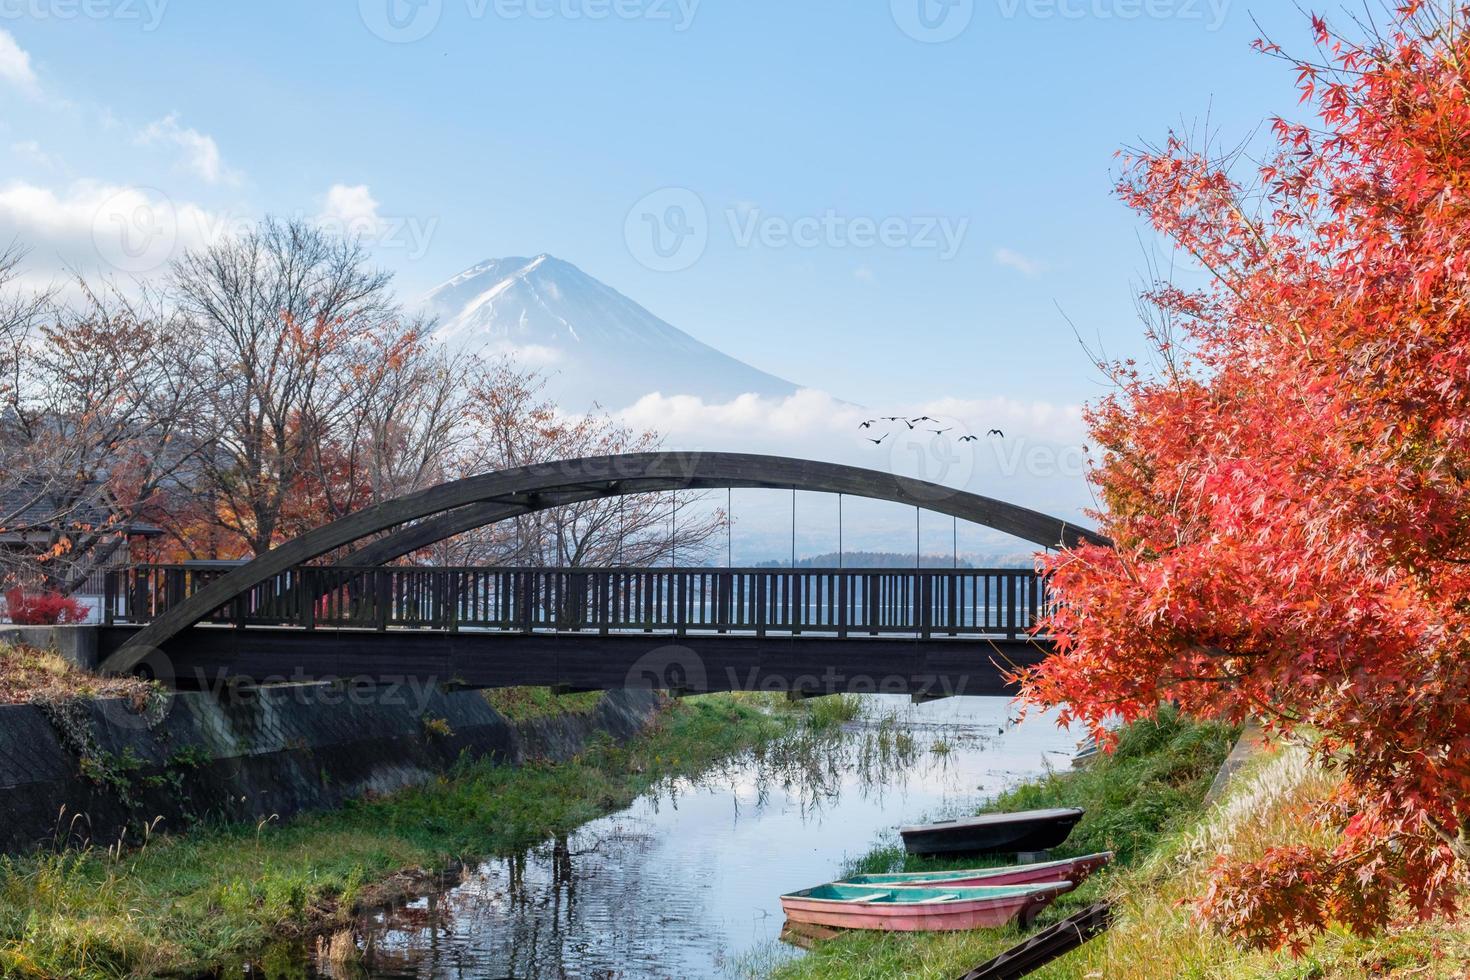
(1020, 2), (1470, 950)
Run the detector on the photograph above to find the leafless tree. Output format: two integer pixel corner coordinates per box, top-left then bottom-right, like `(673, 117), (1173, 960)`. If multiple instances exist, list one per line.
(168, 218), (400, 555)
(301, 328), (477, 528)
(430, 360), (723, 568)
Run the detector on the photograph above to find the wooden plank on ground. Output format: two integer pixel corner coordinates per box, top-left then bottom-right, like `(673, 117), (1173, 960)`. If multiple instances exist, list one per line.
(956, 901), (1113, 980)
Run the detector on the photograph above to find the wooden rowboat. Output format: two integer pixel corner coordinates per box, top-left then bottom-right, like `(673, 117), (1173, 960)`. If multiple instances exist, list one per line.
(779, 882), (1067, 932)
(841, 851), (1112, 890)
(900, 807), (1084, 857)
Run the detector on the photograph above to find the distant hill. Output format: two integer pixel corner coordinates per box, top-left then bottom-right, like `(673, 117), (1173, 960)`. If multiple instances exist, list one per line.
(423, 254), (798, 411)
(751, 551), (1034, 570)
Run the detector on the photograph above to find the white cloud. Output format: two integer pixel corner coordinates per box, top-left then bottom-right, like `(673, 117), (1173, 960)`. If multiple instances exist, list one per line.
(11, 140), (57, 169)
(317, 183), (383, 237)
(0, 29), (39, 96)
(0, 179), (223, 280)
(993, 247), (1044, 278)
(136, 114), (237, 185)
(613, 388), (1092, 522)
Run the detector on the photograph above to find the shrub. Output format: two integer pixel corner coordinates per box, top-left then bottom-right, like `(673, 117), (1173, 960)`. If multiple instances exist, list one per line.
(4, 589), (91, 625)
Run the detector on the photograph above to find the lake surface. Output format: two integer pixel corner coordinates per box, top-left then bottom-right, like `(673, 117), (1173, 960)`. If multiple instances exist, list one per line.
(295, 696), (1077, 980)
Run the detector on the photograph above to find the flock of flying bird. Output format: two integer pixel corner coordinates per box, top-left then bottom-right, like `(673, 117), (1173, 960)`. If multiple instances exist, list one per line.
(858, 416), (1005, 446)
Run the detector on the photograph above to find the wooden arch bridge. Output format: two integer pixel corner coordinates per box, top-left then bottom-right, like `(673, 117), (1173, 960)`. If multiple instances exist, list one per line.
(98, 453), (1106, 697)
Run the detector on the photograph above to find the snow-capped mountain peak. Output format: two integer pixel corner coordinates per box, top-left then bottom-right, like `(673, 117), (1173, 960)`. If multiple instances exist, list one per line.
(423, 255), (797, 410)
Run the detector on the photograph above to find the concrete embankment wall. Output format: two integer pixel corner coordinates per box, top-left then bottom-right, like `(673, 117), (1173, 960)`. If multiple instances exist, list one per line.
(0, 681), (661, 856)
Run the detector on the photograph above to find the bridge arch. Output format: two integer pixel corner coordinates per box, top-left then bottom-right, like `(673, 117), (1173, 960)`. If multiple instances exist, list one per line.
(104, 452), (1106, 673)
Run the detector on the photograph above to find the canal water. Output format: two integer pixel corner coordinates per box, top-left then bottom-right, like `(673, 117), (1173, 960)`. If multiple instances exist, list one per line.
(304, 696), (1076, 980)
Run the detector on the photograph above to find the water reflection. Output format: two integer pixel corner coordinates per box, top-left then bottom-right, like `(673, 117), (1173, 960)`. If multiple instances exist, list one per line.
(288, 695), (1076, 980)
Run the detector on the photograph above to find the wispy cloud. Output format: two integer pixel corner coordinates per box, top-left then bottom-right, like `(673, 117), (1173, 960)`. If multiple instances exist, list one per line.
(136, 113), (238, 185)
(11, 140), (57, 170)
(0, 29), (39, 97)
(993, 246), (1044, 278)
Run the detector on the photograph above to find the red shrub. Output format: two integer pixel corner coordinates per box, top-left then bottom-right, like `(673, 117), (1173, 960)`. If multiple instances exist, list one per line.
(4, 589), (91, 625)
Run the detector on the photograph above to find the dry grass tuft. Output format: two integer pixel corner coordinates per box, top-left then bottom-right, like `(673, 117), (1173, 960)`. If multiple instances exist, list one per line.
(0, 642), (156, 706)
(315, 928), (362, 976)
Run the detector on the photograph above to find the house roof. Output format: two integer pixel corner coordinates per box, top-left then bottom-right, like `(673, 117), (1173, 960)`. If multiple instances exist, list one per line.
(0, 481), (164, 540)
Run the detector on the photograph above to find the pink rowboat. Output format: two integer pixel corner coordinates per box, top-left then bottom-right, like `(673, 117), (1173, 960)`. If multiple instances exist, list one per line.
(839, 851), (1113, 891)
(779, 882), (1067, 932)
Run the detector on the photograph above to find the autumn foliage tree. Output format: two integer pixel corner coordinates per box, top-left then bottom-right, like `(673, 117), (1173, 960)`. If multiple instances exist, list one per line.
(0, 257), (200, 593)
(1021, 1), (1470, 951)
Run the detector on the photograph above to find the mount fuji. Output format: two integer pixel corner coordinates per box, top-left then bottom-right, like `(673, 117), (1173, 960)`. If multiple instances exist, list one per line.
(423, 255), (799, 410)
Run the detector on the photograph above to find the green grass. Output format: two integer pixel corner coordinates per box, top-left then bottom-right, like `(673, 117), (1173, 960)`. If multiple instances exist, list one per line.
(0, 694), (789, 980)
(795, 693), (864, 731)
(480, 685), (607, 723)
(982, 704), (1239, 864)
(759, 705), (1239, 980)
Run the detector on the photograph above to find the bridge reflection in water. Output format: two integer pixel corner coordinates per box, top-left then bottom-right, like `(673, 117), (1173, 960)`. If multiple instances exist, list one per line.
(101, 564), (1053, 697)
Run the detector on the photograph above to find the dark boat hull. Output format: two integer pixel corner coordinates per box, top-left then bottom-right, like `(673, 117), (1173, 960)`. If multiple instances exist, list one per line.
(900, 808), (1084, 857)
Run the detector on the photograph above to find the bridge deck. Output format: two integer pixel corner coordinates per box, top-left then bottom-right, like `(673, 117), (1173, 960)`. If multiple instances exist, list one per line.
(97, 624), (1050, 697)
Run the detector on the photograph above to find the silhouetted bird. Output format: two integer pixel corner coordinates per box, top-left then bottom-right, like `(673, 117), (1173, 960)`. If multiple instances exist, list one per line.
(929, 428), (953, 435)
(912, 416), (937, 423)
(959, 435), (979, 443)
(859, 420), (876, 429)
(988, 429), (1005, 437)
(867, 434), (890, 445)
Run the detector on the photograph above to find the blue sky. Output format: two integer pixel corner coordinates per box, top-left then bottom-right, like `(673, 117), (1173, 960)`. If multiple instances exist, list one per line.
(1, 0), (1314, 404)
(0, 1), (1318, 549)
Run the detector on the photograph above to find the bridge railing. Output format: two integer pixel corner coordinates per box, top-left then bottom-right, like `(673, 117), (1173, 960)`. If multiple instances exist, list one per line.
(104, 565), (1050, 640)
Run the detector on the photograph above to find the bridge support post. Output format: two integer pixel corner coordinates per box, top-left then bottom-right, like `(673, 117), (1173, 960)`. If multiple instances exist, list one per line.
(1007, 573), (1019, 640)
(443, 569), (459, 632)
(598, 571), (611, 636)
(837, 573), (848, 639)
(755, 574), (767, 638)
(298, 568), (315, 630)
(919, 573), (932, 640)
(375, 569), (390, 633)
(518, 571), (534, 633)
(676, 571), (687, 637)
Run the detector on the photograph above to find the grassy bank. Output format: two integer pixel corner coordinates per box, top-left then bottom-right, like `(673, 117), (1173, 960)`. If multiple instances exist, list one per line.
(1041, 745), (1470, 978)
(0, 692), (794, 979)
(481, 684), (606, 722)
(762, 705), (1238, 980)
